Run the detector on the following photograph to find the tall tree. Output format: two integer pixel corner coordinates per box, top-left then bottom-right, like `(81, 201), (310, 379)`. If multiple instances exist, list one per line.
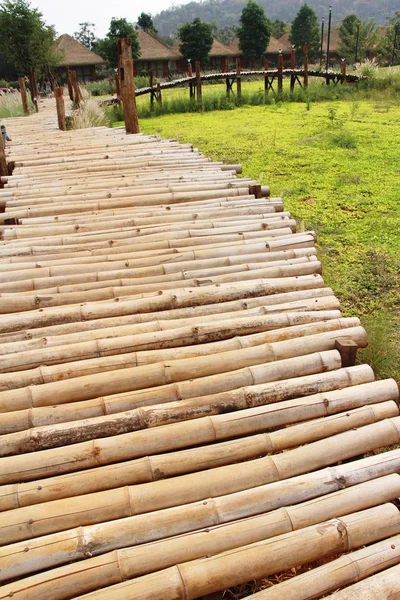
(339, 14), (378, 63)
(74, 22), (96, 50)
(96, 17), (140, 69)
(0, 0), (60, 76)
(271, 19), (288, 38)
(238, 0), (271, 64)
(377, 12), (400, 65)
(137, 12), (157, 34)
(214, 25), (238, 45)
(178, 18), (213, 66)
(290, 3), (320, 60)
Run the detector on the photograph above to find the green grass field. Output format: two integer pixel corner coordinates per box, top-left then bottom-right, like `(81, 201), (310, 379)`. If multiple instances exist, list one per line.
(134, 99), (400, 379)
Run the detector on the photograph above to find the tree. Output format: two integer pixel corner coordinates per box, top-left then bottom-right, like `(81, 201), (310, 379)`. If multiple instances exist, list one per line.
(74, 22), (96, 50)
(0, 0), (59, 76)
(271, 19), (288, 39)
(96, 17), (140, 69)
(137, 12), (157, 33)
(238, 1), (271, 64)
(377, 12), (400, 65)
(178, 18), (213, 66)
(290, 4), (320, 61)
(339, 14), (378, 63)
(214, 25), (238, 45)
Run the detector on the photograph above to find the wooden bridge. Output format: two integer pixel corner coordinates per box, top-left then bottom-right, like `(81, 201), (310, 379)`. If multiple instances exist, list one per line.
(0, 99), (399, 600)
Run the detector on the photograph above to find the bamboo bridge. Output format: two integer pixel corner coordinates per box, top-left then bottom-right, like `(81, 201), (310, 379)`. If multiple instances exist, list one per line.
(0, 99), (399, 600)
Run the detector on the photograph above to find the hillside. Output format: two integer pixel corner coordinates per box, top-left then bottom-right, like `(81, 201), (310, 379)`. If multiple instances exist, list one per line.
(153, 0), (396, 36)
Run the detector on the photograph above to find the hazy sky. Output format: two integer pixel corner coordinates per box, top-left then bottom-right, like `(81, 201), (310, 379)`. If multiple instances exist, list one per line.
(33, 0), (182, 37)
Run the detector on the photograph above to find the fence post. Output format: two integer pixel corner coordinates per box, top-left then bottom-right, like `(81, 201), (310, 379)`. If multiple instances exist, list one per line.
(66, 68), (74, 101)
(264, 59), (269, 95)
(70, 70), (82, 107)
(277, 51), (283, 96)
(149, 69), (154, 109)
(303, 44), (309, 89)
(195, 61), (202, 101)
(236, 58), (241, 100)
(18, 77), (30, 114)
(341, 57), (346, 84)
(290, 45), (296, 92)
(117, 37), (140, 134)
(156, 82), (162, 106)
(28, 67), (39, 112)
(54, 87), (66, 131)
(187, 62), (195, 99)
(0, 135), (7, 178)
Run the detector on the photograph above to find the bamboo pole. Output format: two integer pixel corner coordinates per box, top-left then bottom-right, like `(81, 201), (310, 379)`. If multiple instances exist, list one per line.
(0, 326), (367, 412)
(19, 505), (400, 600)
(247, 533), (400, 599)
(1, 479), (400, 594)
(0, 397), (396, 509)
(327, 563), (400, 598)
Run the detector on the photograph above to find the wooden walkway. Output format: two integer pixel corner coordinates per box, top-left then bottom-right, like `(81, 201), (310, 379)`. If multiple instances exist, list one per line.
(0, 100), (399, 600)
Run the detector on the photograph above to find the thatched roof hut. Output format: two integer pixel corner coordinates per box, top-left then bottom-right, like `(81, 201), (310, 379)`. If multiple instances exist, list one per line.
(135, 29), (180, 77)
(54, 34), (106, 82)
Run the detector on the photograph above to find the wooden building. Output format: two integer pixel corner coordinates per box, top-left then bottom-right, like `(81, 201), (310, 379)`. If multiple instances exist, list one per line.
(54, 34), (106, 82)
(228, 36), (291, 68)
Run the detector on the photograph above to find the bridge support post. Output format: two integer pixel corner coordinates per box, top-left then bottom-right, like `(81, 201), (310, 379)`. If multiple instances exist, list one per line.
(70, 70), (82, 107)
(303, 44), (309, 89)
(277, 52), (283, 96)
(236, 58), (241, 100)
(117, 37), (140, 134)
(28, 67), (39, 112)
(115, 73), (121, 103)
(187, 63), (195, 100)
(18, 77), (30, 114)
(335, 338), (358, 367)
(341, 58), (346, 84)
(149, 70), (154, 109)
(264, 59), (269, 95)
(290, 46), (296, 92)
(195, 61), (202, 102)
(54, 87), (66, 131)
(66, 68), (74, 101)
(0, 136), (7, 179)
(156, 82), (162, 106)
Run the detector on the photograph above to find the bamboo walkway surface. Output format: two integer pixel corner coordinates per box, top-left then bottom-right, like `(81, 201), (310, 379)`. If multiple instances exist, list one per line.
(0, 100), (399, 600)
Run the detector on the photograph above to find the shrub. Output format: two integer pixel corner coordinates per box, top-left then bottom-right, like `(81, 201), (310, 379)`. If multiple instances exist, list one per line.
(328, 131), (358, 149)
(68, 98), (109, 129)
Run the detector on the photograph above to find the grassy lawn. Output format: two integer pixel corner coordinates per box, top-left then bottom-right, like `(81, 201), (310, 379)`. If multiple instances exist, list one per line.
(134, 99), (400, 380)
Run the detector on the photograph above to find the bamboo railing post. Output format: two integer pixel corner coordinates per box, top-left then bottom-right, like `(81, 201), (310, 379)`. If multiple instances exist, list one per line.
(149, 69), (154, 109)
(236, 58), (242, 100)
(188, 62), (195, 99)
(156, 82), (162, 106)
(303, 44), (309, 89)
(0, 135), (7, 179)
(66, 67), (74, 101)
(341, 57), (346, 84)
(18, 77), (30, 114)
(54, 87), (66, 131)
(27, 67), (39, 112)
(195, 61), (202, 102)
(117, 37), (140, 134)
(277, 52), (283, 96)
(290, 45), (296, 92)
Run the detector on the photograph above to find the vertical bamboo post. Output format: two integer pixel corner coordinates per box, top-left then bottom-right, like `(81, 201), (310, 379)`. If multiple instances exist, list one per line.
(115, 74), (121, 102)
(236, 58), (241, 100)
(18, 77), (30, 114)
(277, 52), (283, 96)
(149, 70), (154, 109)
(156, 82), (162, 106)
(264, 59), (269, 95)
(0, 135), (7, 178)
(28, 67), (39, 112)
(290, 45), (296, 92)
(303, 44), (309, 89)
(54, 87), (66, 131)
(117, 37), (140, 135)
(341, 58), (346, 84)
(195, 61), (202, 101)
(70, 70), (81, 107)
(66, 68), (74, 101)
(187, 62), (195, 99)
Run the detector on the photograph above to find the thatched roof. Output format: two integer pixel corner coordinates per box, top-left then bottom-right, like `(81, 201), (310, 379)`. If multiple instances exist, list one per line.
(209, 38), (237, 57)
(55, 34), (106, 67)
(136, 29), (181, 61)
(228, 36), (291, 56)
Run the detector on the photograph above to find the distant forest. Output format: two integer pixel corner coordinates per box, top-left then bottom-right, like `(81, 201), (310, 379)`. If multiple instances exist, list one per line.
(153, 0), (397, 37)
